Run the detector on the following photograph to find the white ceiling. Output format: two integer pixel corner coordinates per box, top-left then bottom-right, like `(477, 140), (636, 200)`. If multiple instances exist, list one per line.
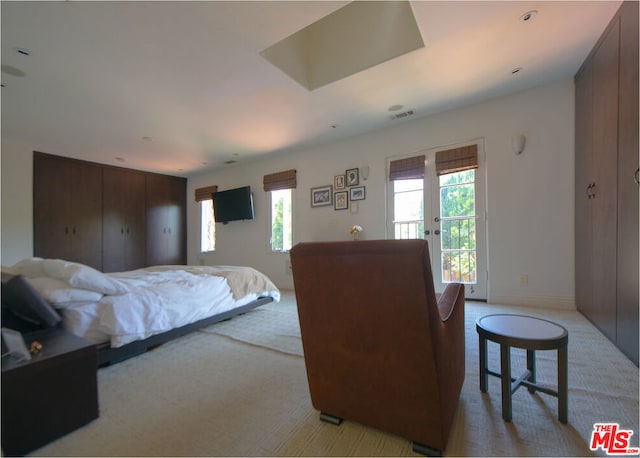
(1, 1), (622, 176)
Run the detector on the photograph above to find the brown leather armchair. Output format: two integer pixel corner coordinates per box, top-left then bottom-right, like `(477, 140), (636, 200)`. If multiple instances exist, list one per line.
(290, 240), (465, 456)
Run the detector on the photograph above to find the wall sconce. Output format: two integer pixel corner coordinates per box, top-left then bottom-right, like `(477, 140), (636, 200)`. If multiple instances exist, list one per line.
(360, 166), (370, 180)
(512, 134), (526, 155)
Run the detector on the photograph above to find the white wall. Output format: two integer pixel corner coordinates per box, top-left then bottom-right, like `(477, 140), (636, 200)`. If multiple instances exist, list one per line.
(187, 79), (575, 308)
(0, 79), (575, 308)
(1, 137), (34, 265)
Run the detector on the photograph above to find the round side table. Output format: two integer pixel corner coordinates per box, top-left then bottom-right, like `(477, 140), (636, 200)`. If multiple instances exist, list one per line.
(476, 314), (568, 423)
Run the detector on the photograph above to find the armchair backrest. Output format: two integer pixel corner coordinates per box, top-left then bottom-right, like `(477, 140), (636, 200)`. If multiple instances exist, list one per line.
(290, 239), (465, 452)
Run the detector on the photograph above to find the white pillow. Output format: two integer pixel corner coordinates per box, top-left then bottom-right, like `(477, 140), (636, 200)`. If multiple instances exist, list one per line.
(4, 258), (46, 278)
(41, 259), (127, 295)
(25, 277), (104, 306)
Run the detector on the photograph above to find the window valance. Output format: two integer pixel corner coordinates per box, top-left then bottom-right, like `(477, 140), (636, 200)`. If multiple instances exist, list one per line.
(194, 185), (218, 202)
(263, 169), (297, 191)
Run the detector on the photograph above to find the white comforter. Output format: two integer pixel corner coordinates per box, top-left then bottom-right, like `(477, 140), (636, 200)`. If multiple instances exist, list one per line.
(4, 258), (280, 347)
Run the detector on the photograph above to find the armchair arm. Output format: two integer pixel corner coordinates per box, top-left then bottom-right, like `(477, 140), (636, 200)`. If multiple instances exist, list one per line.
(432, 283), (465, 440)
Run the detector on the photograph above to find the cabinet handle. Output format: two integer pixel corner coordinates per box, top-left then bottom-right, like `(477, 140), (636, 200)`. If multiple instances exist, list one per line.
(65, 226), (69, 235)
(635, 168), (639, 185)
(121, 227), (124, 234)
(591, 182), (597, 198)
(72, 226), (77, 235)
(126, 227), (130, 234)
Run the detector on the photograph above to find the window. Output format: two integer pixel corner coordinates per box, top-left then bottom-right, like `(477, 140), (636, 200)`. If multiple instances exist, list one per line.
(200, 199), (215, 252)
(393, 178), (425, 239)
(263, 169), (296, 252)
(389, 154), (426, 240)
(270, 189), (292, 252)
(195, 185), (218, 252)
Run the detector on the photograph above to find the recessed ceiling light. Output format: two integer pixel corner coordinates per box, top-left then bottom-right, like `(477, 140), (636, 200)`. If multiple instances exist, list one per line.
(520, 10), (537, 22)
(225, 160), (237, 165)
(14, 47), (30, 56)
(388, 104), (404, 112)
(511, 67), (523, 75)
(115, 157), (126, 162)
(142, 136), (152, 141)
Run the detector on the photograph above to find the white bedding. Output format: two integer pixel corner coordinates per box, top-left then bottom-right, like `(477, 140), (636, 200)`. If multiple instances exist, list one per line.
(3, 258), (280, 348)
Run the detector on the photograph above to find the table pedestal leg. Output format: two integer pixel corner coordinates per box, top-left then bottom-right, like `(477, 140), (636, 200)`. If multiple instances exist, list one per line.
(479, 334), (488, 392)
(500, 344), (512, 422)
(558, 344), (568, 423)
(526, 349), (536, 393)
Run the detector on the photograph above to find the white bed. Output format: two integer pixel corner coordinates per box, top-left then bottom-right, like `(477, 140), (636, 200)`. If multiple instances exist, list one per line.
(3, 258), (280, 351)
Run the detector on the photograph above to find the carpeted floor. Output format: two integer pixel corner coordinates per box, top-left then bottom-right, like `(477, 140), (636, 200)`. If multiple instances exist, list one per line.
(30, 291), (638, 457)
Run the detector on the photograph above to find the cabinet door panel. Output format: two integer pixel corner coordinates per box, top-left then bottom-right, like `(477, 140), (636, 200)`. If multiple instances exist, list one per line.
(34, 154), (72, 260)
(589, 18), (620, 342)
(103, 169), (146, 272)
(616, 1), (639, 365)
(70, 163), (103, 270)
(574, 61), (594, 315)
(123, 171), (147, 270)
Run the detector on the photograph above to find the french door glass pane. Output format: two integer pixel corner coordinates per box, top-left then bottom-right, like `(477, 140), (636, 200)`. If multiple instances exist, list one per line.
(439, 170), (477, 284)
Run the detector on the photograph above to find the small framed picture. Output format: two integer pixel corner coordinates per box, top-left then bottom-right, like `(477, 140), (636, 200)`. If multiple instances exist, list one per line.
(350, 186), (366, 201)
(334, 191), (348, 210)
(310, 186), (332, 207)
(346, 168), (359, 186)
(334, 174), (345, 190)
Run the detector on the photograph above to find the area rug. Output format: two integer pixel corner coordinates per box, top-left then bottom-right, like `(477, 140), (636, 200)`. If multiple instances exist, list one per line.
(30, 291), (638, 457)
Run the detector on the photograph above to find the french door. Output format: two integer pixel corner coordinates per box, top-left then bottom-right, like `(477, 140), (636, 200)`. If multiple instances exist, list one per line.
(388, 141), (487, 300)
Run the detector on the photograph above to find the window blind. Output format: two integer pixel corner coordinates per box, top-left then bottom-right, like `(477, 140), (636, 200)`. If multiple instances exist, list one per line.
(194, 185), (218, 202)
(435, 144), (478, 176)
(388, 155), (425, 180)
(263, 169), (297, 191)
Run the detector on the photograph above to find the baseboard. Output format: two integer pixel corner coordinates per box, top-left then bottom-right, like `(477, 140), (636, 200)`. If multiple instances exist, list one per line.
(487, 294), (576, 310)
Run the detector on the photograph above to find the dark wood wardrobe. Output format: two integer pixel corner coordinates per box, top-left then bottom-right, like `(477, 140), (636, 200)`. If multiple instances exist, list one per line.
(574, 1), (638, 365)
(34, 152), (187, 272)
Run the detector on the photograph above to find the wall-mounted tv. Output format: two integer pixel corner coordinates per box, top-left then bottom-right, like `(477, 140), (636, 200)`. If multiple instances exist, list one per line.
(212, 186), (254, 224)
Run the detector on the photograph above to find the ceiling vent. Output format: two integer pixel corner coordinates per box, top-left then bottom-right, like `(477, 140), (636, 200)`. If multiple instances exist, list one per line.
(390, 109), (415, 120)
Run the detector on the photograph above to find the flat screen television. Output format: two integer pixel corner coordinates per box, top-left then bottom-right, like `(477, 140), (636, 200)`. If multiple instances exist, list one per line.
(212, 186), (254, 224)
(1, 273), (61, 332)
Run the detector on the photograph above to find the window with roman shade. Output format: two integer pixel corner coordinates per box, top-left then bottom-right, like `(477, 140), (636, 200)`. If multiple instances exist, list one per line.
(194, 185), (218, 202)
(264, 169), (296, 252)
(388, 155), (425, 181)
(263, 169), (297, 191)
(435, 144), (478, 176)
(195, 185), (218, 252)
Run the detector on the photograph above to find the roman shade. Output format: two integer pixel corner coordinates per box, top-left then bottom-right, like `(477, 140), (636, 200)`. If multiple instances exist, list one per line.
(435, 144), (478, 176)
(263, 169), (297, 192)
(388, 155), (425, 181)
(194, 185), (218, 202)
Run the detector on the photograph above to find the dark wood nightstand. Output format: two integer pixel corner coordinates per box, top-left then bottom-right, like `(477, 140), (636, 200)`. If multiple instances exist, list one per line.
(1, 328), (99, 456)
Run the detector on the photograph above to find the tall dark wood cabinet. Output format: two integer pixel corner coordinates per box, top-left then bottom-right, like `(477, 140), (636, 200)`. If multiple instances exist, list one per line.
(102, 167), (147, 272)
(146, 174), (187, 266)
(34, 152), (103, 270)
(34, 152), (187, 271)
(574, 1), (638, 366)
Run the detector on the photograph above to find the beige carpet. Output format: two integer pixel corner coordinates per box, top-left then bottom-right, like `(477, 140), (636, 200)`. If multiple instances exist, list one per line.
(30, 291), (638, 457)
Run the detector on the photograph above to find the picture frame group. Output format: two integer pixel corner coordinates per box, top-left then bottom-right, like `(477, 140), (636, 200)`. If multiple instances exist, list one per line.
(311, 167), (367, 210)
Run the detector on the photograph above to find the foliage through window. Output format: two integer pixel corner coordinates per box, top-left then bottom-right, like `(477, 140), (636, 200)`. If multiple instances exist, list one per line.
(271, 189), (292, 252)
(200, 200), (215, 252)
(439, 170), (476, 283)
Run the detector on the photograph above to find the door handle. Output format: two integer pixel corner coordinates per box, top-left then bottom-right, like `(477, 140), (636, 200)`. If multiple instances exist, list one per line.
(424, 230), (431, 235)
(434, 229), (441, 235)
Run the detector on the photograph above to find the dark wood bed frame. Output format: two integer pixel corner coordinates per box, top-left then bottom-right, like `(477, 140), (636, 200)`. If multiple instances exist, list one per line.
(96, 295), (274, 367)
